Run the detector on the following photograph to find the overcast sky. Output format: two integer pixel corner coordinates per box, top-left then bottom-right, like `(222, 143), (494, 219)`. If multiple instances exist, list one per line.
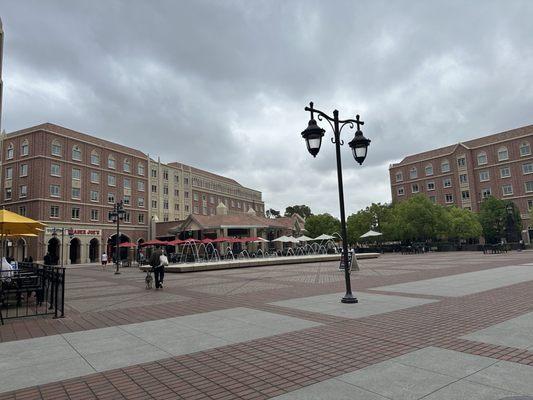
(1, 0), (532, 217)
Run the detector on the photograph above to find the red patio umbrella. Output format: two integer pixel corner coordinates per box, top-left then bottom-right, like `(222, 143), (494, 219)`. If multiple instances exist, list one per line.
(167, 238), (184, 245)
(140, 239), (169, 247)
(182, 238), (201, 244)
(201, 238), (214, 244)
(118, 242), (137, 248)
(212, 237), (238, 243)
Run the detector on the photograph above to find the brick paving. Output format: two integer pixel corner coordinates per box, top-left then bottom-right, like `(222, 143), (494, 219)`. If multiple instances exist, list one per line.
(1, 251), (533, 399)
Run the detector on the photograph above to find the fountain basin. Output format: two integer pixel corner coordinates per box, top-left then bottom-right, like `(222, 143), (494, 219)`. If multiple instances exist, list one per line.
(139, 253), (380, 273)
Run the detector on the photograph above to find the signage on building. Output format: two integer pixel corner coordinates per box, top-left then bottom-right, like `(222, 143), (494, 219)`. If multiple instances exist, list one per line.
(46, 228), (101, 236)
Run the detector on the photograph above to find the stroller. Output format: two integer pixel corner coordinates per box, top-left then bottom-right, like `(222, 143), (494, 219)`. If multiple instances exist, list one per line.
(145, 267), (154, 290)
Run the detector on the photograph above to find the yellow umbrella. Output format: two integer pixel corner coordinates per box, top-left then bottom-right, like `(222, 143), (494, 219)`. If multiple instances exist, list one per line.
(0, 209), (46, 258)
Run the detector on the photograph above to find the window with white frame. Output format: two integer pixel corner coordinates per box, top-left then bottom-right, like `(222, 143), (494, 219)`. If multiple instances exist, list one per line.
(523, 163), (533, 175)
(19, 164), (28, 177)
(443, 178), (452, 188)
(138, 197), (145, 207)
(461, 190), (470, 200)
(21, 140), (29, 156)
(108, 174), (116, 186)
(138, 214), (145, 224)
(397, 187), (404, 196)
(108, 155), (116, 169)
(50, 184), (60, 197)
(482, 188), (492, 199)
(19, 185), (27, 198)
(520, 142), (531, 157)
(51, 163), (61, 177)
(5, 167), (12, 180)
(525, 181), (533, 193)
(124, 178), (131, 189)
(502, 184), (513, 196)
(123, 211), (131, 223)
(441, 160), (450, 173)
(459, 174), (468, 184)
(91, 150), (100, 165)
(71, 207), (80, 220)
(108, 193), (115, 204)
(427, 182), (435, 191)
(72, 168), (81, 180)
(90, 190), (99, 202)
(90, 171), (99, 183)
(71, 187), (81, 199)
(445, 194), (454, 203)
(163, 170), (169, 180)
(4, 188), (12, 200)
(411, 183), (419, 193)
(138, 163), (145, 176)
(151, 200), (157, 208)
(457, 156), (466, 167)
(137, 181), (145, 191)
(497, 146), (509, 161)
(72, 145), (82, 161)
(50, 206), (59, 218)
(51, 141), (61, 156)
(151, 169), (157, 178)
(409, 167), (417, 179)
(6, 143), (14, 159)
(500, 166), (511, 178)
(477, 152), (487, 165)
(479, 170), (490, 181)
(425, 164), (433, 176)
(90, 209), (99, 221)
(124, 195), (131, 206)
(193, 193), (198, 201)
(123, 159), (131, 173)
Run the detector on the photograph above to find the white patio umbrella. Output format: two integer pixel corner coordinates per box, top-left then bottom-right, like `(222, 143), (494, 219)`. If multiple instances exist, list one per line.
(286, 236), (300, 243)
(296, 235), (314, 242)
(273, 235), (293, 243)
(252, 237), (270, 243)
(314, 234), (335, 240)
(359, 230), (383, 238)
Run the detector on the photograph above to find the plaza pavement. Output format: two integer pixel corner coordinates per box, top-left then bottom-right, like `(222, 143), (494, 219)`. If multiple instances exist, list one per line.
(1, 251), (533, 399)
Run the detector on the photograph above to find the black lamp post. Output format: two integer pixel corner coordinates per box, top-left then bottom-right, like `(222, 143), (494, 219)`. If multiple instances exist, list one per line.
(110, 201), (125, 274)
(301, 102), (370, 303)
(506, 203), (515, 244)
(51, 227), (67, 268)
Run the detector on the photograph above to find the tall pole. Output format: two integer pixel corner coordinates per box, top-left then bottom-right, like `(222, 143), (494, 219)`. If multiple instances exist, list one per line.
(61, 228), (64, 268)
(332, 111), (357, 304)
(115, 203), (121, 274)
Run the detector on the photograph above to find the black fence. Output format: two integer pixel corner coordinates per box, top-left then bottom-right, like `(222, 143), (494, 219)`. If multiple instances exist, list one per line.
(0, 262), (65, 324)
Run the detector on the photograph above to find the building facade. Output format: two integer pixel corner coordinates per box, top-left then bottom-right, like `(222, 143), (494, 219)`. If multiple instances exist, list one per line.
(149, 160), (265, 223)
(389, 124), (533, 237)
(0, 123), (150, 263)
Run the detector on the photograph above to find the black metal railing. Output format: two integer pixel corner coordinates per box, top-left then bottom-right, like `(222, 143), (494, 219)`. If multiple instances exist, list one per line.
(0, 262), (65, 324)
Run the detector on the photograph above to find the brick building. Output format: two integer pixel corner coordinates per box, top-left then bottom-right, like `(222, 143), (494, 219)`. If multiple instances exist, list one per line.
(389, 124), (533, 240)
(0, 123), (150, 263)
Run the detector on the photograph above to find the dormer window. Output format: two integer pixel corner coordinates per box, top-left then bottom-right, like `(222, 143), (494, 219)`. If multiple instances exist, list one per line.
(21, 140), (29, 156)
(497, 146), (509, 161)
(72, 145), (82, 161)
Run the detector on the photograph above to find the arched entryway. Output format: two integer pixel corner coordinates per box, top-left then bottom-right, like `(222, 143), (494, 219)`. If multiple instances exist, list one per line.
(69, 238), (81, 264)
(89, 238), (99, 263)
(107, 234), (131, 262)
(47, 237), (60, 265)
(15, 238), (26, 261)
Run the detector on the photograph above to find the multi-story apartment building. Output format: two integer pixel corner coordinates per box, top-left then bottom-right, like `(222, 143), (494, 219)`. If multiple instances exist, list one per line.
(0, 123), (150, 263)
(149, 160), (265, 223)
(389, 124), (533, 237)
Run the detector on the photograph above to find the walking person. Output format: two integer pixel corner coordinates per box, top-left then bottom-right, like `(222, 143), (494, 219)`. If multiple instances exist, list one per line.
(101, 252), (108, 270)
(149, 246), (167, 289)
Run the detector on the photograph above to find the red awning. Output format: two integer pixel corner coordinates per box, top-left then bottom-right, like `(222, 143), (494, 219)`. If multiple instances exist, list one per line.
(167, 239), (184, 245)
(182, 238), (201, 244)
(118, 242), (137, 248)
(201, 238), (214, 244)
(140, 239), (169, 247)
(212, 237), (239, 243)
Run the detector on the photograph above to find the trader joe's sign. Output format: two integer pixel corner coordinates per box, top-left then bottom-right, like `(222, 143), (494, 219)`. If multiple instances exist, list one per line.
(46, 228), (101, 236)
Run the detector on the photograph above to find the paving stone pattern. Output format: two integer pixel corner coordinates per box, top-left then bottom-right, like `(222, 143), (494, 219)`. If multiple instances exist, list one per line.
(1, 251), (533, 399)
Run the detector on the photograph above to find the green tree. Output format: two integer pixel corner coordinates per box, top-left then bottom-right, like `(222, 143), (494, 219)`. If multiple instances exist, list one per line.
(304, 213), (341, 238)
(392, 195), (442, 241)
(444, 206), (482, 242)
(284, 205), (312, 218)
(479, 197), (521, 243)
(346, 203), (393, 243)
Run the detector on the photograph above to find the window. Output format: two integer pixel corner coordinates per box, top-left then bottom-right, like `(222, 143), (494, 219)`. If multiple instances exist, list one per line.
(174, 189), (179, 197)
(520, 142), (531, 157)
(461, 190), (470, 200)
(19, 185), (27, 198)
(71, 207), (80, 219)
(138, 214), (145, 224)
(124, 195), (131, 206)
(6, 143), (14, 159)
(459, 174), (468, 184)
(151, 185), (157, 193)
(397, 187), (405, 196)
(409, 167), (417, 179)
(411, 183), (419, 193)
(479, 170), (490, 181)
(51, 141), (61, 156)
(210, 195), (215, 204)
(72, 145), (82, 161)
(123, 159), (131, 173)
(50, 185), (60, 197)
(429, 196), (436, 203)
(500, 166), (511, 178)
(184, 177), (189, 185)
(445, 194), (454, 203)
(108, 175), (116, 186)
(529, 199), (533, 211)
(108, 193), (115, 204)
(138, 163), (145, 176)
(163, 170), (169, 180)
(5, 167), (12, 179)
(138, 197), (145, 207)
(91, 150), (100, 165)
(193, 193), (199, 201)
(108, 212), (114, 222)
(72, 168), (81, 180)
(19, 164), (28, 177)
(396, 171), (403, 182)
(174, 203), (179, 211)
(425, 164), (433, 176)
(21, 140), (29, 156)
(71, 187), (81, 199)
(441, 160), (450, 173)
(151, 200), (157, 208)
(502, 184), (513, 196)
(163, 200), (169, 210)
(4, 188), (11, 200)
(482, 188), (492, 199)
(90, 171), (99, 183)
(524, 181), (533, 193)
(457, 157), (466, 167)
(174, 174), (179, 183)
(108, 155), (116, 169)
(184, 191), (189, 198)
(231, 200), (235, 207)
(151, 169), (157, 178)
(51, 163), (61, 177)
(237, 201), (241, 209)
(137, 181), (145, 191)
(202, 206), (208, 215)
(90, 190), (99, 202)
(18, 206), (26, 216)
(124, 178), (131, 189)
(163, 185), (168, 195)
(194, 205), (199, 214)
(90, 209), (99, 221)
(123, 211), (130, 223)
(477, 152), (487, 165)
(497, 146), (509, 161)
(523, 163), (533, 175)
(185, 205), (189, 212)
(50, 206), (59, 218)
(443, 178), (452, 188)
(427, 182), (435, 191)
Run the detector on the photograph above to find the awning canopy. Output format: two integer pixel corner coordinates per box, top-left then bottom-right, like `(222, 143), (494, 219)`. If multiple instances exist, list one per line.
(314, 234), (335, 241)
(296, 235), (314, 242)
(273, 235), (299, 243)
(360, 230), (383, 238)
(118, 242), (137, 248)
(140, 239), (169, 247)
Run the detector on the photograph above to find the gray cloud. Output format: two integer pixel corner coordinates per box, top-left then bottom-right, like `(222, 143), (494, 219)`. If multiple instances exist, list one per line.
(1, 0), (533, 217)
